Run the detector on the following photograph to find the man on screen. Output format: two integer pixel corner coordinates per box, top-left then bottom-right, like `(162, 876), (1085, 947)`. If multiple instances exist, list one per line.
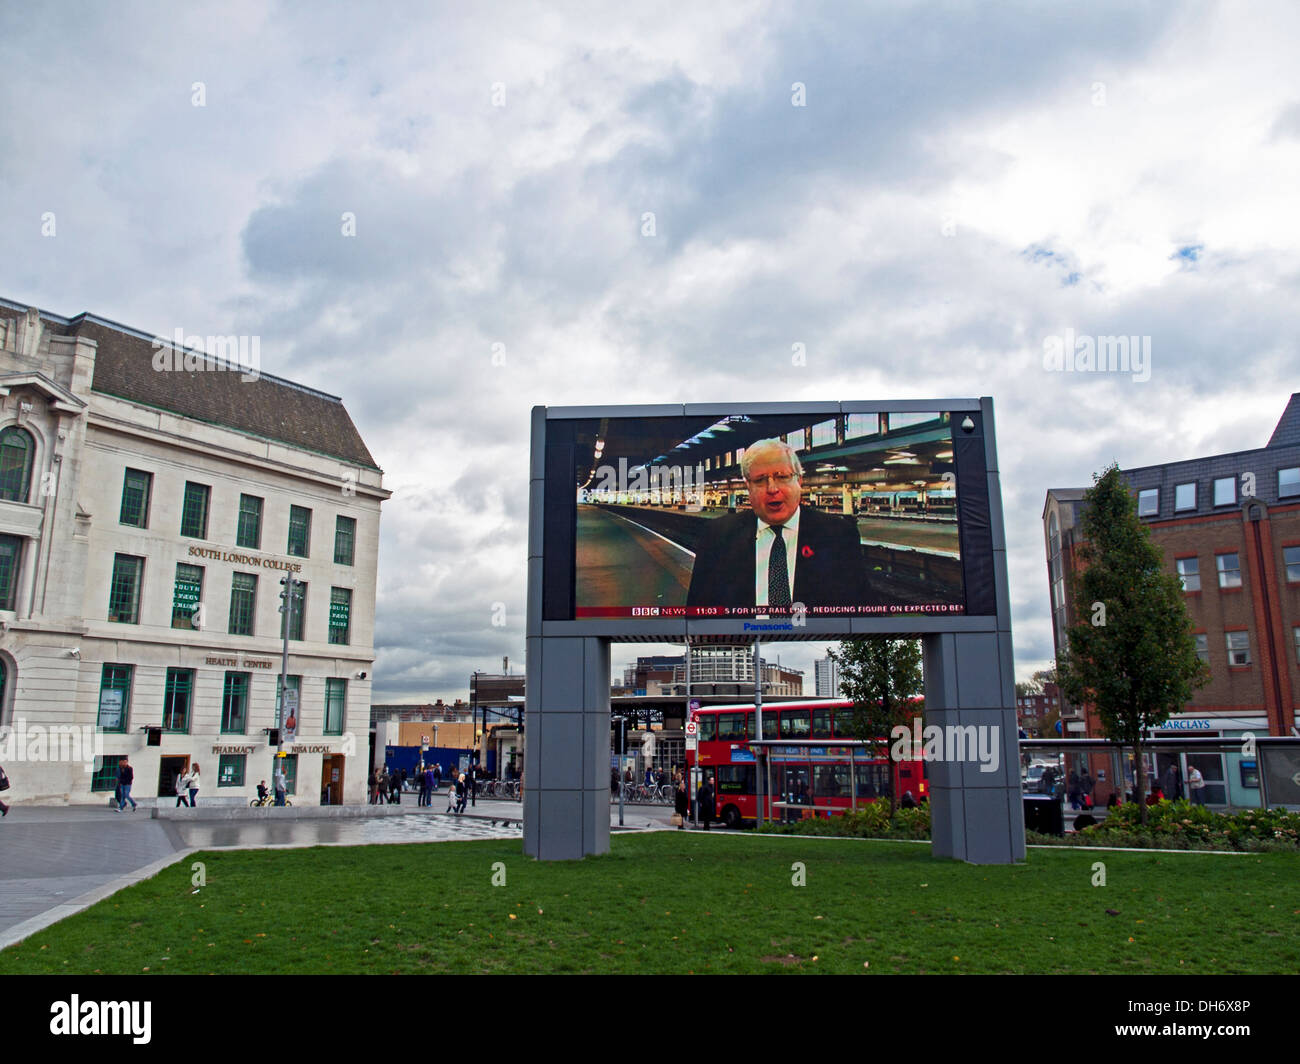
(686, 438), (868, 611)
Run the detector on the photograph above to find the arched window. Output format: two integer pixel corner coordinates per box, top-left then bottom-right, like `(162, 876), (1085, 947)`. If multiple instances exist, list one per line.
(0, 658), (8, 727)
(0, 427), (35, 503)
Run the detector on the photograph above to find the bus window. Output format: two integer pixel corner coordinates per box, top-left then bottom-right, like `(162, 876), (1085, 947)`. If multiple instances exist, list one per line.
(856, 763), (890, 799)
(699, 715), (716, 742)
(814, 764), (850, 797)
(762, 713), (778, 740)
(811, 709), (832, 739)
(746, 713), (757, 740)
(716, 764), (755, 795)
(718, 713), (747, 741)
(780, 710), (810, 738)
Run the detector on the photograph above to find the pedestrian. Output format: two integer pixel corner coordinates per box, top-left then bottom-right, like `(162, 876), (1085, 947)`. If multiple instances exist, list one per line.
(174, 769), (190, 807)
(390, 770), (401, 804)
(1080, 769), (1094, 808)
(1187, 764), (1206, 805)
(1067, 770), (1081, 810)
(696, 774), (715, 831)
(1163, 762), (1183, 802)
(423, 765), (434, 807)
(274, 764), (287, 806)
(433, 762), (442, 788)
(368, 768), (378, 804)
(117, 757), (138, 812)
(445, 777), (458, 813)
(0, 761), (10, 817)
(187, 763), (200, 807)
(468, 762), (477, 807)
(900, 790), (918, 809)
(455, 771), (468, 814)
(674, 773), (688, 828)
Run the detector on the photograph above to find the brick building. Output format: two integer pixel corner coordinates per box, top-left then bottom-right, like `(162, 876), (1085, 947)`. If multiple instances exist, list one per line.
(1043, 394), (1300, 805)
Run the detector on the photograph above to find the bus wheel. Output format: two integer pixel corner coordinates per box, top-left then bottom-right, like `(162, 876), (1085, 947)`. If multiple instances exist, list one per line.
(722, 805), (742, 830)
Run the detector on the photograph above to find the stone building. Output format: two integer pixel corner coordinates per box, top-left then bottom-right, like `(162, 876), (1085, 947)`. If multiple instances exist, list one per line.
(0, 299), (389, 805)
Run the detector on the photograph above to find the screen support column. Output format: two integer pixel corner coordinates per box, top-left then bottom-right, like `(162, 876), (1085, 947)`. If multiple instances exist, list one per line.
(523, 635), (612, 860)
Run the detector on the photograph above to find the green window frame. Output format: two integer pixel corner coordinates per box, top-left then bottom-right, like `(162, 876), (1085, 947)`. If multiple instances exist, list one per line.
(334, 515), (356, 566)
(324, 678), (347, 735)
(287, 505), (311, 557)
(108, 554), (143, 624)
(172, 563), (204, 629)
(97, 664), (133, 732)
(281, 753), (298, 795)
(275, 675), (302, 728)
(0, 534), (23, 612)
(91, 757), (120, 792)
(328, 587), (351, 645)
(163, 668), (194, 732)
(281, 581), (306, 641)
(221, 672), (250, 733)
(0, 427), (34, 503)
(229, 572), (257, 636)
(180, 481), (210, 538)
(236, 494), (263, 549)
(218, 754), (246, 787)
(119, 468), (152, 528)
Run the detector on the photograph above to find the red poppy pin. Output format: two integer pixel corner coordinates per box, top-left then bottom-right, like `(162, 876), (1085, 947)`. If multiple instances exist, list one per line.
(801, 545), (814, 558)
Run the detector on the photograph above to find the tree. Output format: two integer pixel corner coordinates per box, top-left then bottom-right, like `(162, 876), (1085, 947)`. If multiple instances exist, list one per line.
(828, 638), (923, 814)
(1055, 465), (1208, 823)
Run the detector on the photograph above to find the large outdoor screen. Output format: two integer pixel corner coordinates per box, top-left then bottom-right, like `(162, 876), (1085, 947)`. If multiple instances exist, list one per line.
(541, 407), (996, 622)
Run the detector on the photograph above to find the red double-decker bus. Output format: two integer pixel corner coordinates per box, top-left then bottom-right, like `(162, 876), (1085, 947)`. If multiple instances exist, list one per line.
(685, 698), (926, 829)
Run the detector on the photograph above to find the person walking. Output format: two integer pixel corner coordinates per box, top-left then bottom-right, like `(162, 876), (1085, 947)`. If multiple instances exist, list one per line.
(187, 763), (200, 807)
(1163, 762), (1183, 802)
(674, 773), (688, 828)
(454, 771), (468, 814)
(696, 774), (715, 831)
(368, 768), (378, 805)
(117, 757), (138, 812)
(273, 764), (288, 806)
(432, 762), (442, 789)
(1187, 764), (1206, 805)
(174, 769), (190, 807)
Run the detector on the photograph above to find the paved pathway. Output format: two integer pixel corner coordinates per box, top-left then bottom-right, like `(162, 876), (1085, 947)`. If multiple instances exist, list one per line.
(0, 797), (677, 950)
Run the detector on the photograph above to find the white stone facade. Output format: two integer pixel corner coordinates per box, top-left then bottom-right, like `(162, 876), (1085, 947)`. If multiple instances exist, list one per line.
(0, 302), (389, 805)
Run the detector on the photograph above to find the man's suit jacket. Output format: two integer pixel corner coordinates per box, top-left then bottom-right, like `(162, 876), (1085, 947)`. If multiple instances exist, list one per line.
(686, 507), (868, 610)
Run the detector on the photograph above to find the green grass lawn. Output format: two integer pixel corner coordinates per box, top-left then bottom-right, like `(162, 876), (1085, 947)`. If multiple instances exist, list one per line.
(3, 834), (1297, 974)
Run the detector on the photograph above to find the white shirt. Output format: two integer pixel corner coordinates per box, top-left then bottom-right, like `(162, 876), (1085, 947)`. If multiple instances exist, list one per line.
(754, 507), (800, 607)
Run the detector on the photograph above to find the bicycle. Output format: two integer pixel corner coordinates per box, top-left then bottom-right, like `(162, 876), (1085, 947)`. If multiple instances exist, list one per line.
(249, 794), (293, 807)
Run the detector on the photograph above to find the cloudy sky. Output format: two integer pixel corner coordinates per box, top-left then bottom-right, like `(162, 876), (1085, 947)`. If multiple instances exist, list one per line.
(3, 1), (1299, 701)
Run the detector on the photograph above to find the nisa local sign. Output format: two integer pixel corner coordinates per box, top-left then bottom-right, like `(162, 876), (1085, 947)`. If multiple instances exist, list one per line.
(1158, 719), (1213, 731)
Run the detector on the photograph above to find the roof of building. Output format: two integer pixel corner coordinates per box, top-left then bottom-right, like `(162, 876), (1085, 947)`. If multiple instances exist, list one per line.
(0, 300), (380, 470)
(1266, 392), (1300, 449)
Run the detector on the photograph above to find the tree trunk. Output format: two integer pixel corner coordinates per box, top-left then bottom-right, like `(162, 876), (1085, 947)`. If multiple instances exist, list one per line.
(1134, 735), (1148, 826)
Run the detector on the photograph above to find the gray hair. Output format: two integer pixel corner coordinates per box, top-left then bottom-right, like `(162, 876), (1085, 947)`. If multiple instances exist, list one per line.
(740, 438), (803, 481)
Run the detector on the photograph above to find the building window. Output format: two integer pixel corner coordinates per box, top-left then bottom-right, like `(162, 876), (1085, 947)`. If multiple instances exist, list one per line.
(324, 678), (346, 735)
(0, 534), (23, 611)
(181, 482), (211, 538)
(1137, 488), (1158, 516)
(236, 494), (263, 549)
(1280, 467), (1300, 499)
(328, 587), (352, 645)
(108, 554), (143, 623)
(281, 753), (298, 795)
(98, 664), (132, 732)
(0, 427), (35, 503)
(1194, 634), (1209, 666)
(1174, 483), (1196, 511)
(1294, 627), (1300, 665)
(1213, 477), (1236, 507)
(334, 516), (356, 566)
(287, 505), (311, 557)
(119, 469), (152, 528)
(90, 757), (119, 792)
(1175, 557), (1200, 592)
(1284, 546), (1300, 583)
(221, 672), (250, 733)
(163, 668), (194, 731)
(1216, 553), (1242, 588)
(281, 581), (306, 640)
(218, 754), (246, 787)
(1225, 631), (1251, 666)
(275, 675), (302, 728)
(229, 572), (257, 635)
(172, 563), (204, 629)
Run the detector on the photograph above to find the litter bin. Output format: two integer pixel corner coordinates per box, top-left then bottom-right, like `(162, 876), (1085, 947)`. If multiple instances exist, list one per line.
(1023, 794), (1064, 836)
